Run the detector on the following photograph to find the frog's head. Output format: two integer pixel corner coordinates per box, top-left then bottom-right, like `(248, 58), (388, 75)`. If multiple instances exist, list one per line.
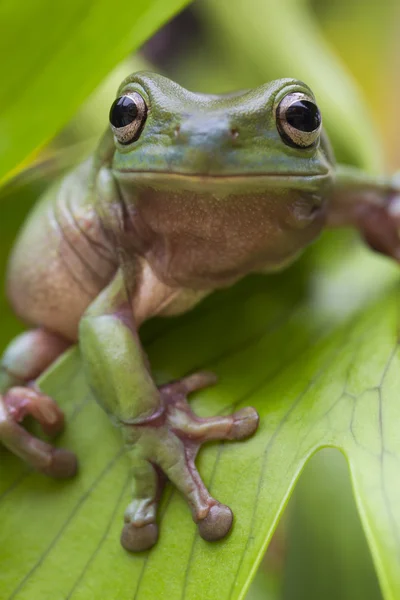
(108, 72), (335, 285)
(110, 71), (333, 179)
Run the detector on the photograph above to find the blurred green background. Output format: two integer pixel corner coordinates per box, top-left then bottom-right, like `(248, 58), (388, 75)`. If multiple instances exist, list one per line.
(1, 0), (399, 598)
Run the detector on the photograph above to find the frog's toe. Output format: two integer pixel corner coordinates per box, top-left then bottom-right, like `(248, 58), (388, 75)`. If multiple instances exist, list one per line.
(41, 448), (78, 478)
(120, 459), (165, 552)
(121, 522), (159, 552)
(0, 390), (76, 478)
(197, 503), (233, 542)
(161, 371), (260, 444)
(4, 385), (65, 436)
(159, 449), (234, 542)
(231, 407), (259, 439)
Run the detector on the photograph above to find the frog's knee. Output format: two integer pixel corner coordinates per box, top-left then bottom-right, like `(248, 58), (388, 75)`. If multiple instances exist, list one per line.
(1, 329), (70, 384)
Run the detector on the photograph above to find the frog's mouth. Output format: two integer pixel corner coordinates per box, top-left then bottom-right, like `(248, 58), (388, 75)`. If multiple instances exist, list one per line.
(114, 169), (331, 194)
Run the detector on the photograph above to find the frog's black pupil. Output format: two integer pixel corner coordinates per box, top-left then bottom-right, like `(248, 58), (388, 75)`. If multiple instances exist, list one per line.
(109, 96), (138, 128)
(286, 100), (321, 132)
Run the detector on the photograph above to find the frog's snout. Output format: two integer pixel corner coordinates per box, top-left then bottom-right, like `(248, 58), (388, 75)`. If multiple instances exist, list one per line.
(174, 116), (237, 147)
(173, 116), (238, 172)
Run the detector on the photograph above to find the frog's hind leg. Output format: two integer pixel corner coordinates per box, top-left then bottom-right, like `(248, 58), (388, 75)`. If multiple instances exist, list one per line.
(121, 372), (259, 551)
(0, 328), (77, 477)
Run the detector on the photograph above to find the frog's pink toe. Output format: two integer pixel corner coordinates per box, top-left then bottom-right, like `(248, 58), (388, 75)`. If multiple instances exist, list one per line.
(198, 503), (233, 541)
(121, 522), (159, 552)
(42, 448), (78, 479)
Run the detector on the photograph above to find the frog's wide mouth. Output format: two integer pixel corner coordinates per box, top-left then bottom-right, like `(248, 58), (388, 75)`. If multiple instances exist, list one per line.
(114, 169), (331, 192)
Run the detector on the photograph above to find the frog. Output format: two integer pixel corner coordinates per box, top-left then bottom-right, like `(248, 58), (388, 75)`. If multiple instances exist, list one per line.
(1, 72), (399, 552)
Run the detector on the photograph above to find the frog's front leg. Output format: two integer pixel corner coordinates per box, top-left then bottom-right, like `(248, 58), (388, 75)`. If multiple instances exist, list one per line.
(79, 270), (259, 552)
(329, 166), (400, 259)
(0, 328), (77, 477)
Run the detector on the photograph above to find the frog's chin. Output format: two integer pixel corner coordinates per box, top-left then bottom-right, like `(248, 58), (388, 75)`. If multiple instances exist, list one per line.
(113, 169), (331, 195)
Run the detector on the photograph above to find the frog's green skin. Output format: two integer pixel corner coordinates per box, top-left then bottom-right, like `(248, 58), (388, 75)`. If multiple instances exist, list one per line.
(1, 72), (399, 551)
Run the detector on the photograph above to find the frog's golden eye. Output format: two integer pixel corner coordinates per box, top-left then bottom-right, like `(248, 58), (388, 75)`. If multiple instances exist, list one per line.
(276, 92), (321, 149)
(109, 92), (147, 144)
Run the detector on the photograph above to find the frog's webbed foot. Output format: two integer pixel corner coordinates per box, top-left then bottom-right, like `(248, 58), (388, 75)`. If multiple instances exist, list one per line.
(0, 386), (77, 478)
(120, 372), (259, 552)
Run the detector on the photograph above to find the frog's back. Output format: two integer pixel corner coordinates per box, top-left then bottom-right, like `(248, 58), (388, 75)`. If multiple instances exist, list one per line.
(7, 159), (117, 341)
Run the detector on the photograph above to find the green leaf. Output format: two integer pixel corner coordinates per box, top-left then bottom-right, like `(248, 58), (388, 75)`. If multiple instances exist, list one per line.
(1, 215), (400, 598)
(0, 0), (189, 183)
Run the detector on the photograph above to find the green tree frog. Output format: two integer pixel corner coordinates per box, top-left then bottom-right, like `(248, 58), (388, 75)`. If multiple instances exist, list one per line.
(1, 72), (399, 552)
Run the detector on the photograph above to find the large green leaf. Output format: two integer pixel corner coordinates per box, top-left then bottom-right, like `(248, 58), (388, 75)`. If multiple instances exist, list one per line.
(1, 217), (400, 598)
(0, 0), (189, 182)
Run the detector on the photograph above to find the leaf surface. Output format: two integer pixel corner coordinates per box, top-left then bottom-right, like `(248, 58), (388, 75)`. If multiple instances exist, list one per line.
(1, 226), (400, 599)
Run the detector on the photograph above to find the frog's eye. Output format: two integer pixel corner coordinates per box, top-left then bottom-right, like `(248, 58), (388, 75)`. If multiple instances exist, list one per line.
(276, 92), (321, 149)
(109, 92), (147, 144)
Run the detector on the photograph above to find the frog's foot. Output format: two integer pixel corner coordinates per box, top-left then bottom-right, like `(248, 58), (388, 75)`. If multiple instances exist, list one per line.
(120, 372), (259, 552)
(0, 386), (77, 478)
(356, 173), (400, 261)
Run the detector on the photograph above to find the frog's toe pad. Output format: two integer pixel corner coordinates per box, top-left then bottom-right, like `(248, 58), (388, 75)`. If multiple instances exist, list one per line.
(198, 503), (233, 541)
(121, 522), (159, 552)
(42, 448), (78, 479)
(232, 407), (259, 439)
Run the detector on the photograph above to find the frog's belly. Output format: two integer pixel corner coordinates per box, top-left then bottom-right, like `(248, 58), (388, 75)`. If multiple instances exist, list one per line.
(129, 183), (325, 289)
